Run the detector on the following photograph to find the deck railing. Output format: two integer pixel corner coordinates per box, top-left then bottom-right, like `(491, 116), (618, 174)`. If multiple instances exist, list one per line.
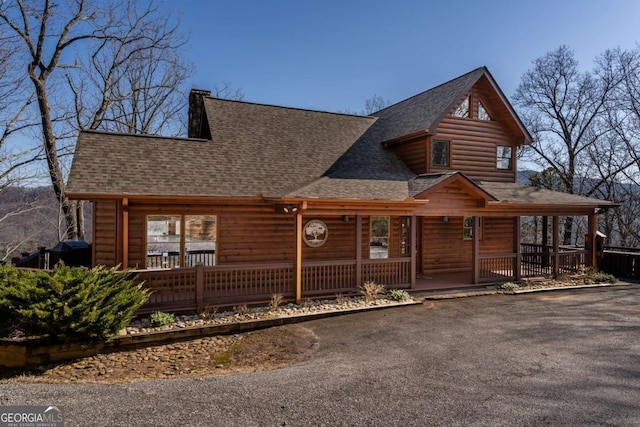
(479, 244), (590, 283)
(135, 257), (412, 314)
(600, 250), (640, 280)
(146, 250), (216, 269)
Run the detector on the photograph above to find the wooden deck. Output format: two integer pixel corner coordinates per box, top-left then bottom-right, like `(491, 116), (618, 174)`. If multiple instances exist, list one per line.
(414, 273), (477, 291)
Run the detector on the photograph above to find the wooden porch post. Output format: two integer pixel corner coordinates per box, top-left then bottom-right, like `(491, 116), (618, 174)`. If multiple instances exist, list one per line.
(552, 216), (559, 278)
(410, 215), (417, 289)
(542, 216), (549, 267)
(295, 211), (303, 303)
(514, 216), (522, 281)
(195, 263), (204, 313)
(587, 211), (598, 268)
(122, 198), (129, 269)
(472, 216), (480, 284)
(356, 215), (362, 287)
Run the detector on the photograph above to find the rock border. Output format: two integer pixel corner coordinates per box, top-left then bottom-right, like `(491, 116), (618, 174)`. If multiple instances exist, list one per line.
(0, 299), (421, 368)
(509, 281), (631, 294)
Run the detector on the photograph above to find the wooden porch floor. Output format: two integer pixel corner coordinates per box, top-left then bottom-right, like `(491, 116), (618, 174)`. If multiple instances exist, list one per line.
(413, 272), (482, 291)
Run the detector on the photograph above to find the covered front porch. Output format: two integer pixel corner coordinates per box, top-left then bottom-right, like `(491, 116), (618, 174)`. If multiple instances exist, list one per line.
(133, 212), (596, 314)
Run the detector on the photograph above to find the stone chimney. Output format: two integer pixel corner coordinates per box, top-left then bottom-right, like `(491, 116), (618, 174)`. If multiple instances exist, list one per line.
(188, 89), (211, 139)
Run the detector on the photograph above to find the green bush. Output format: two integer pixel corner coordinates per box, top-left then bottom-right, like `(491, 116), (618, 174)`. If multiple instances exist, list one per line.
(149, 311), (176, 327)
(0, 263), (150, 342)
(387, 288), (410, 302)
(499, 282), (520, 293)
(591, 272), (618, 284)
(0, 266), (31, 337)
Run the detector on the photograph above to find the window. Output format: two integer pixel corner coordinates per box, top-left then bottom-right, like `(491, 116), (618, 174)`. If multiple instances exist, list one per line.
(463, 217), (482, 240)
(432, 140), (450, 167)
(184, 215), (217, 267)
(496, 146), (512, 170)
(146, 214), (217, 268)
(370, 216), (389, 259)
(453, 97), (470, 118)
(146, 215), (181, 268)
(478, 101), (492, 120)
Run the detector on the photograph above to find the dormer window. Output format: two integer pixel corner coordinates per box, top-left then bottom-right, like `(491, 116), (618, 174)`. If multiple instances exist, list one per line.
(432, 140), (450, 167)
(478, 101), (492, 120)
(453, 97), (470, 118)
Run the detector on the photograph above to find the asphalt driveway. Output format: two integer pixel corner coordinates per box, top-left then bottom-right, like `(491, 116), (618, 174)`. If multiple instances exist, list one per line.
(1, 285), (639, 426)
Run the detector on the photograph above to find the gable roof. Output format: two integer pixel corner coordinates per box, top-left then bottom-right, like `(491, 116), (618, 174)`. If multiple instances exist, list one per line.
(409, 172), (498, 201)
(373, 67), (532, 145)
(66, 67), (611, 210)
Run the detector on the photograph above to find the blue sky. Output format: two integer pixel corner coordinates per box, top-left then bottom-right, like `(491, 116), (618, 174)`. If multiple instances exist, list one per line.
(178, 0), (640, 113)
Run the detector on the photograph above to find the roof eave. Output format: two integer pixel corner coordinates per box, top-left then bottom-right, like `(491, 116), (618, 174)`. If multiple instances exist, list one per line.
(65, 193), (268, 203)
(382, 129), (430, 147)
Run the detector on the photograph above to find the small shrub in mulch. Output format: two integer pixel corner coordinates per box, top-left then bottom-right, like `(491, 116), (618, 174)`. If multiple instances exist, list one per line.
(358, 281), (385, 302)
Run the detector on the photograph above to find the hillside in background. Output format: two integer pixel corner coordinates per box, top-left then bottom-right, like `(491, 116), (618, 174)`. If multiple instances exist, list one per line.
(0, 186), (92, 261)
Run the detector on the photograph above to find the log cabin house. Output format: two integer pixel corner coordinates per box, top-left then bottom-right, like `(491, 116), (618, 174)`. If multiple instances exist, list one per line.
(66, 67), (616, 312)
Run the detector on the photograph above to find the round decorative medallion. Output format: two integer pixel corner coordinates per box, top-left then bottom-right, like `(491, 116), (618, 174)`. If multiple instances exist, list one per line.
(303, 219), (328, 247)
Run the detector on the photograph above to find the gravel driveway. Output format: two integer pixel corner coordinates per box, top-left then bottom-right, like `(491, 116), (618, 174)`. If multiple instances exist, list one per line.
(1, 285), (639, 426)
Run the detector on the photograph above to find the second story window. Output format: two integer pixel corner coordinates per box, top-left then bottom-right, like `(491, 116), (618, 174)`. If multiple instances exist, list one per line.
(496, 146), (512, 170)
(453, 97), (470, 118)
(432, 140), (450, 167)
(478, 101), (492, 120)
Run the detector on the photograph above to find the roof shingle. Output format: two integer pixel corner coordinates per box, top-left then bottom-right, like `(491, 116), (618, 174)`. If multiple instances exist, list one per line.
(65, 68), (610, 209)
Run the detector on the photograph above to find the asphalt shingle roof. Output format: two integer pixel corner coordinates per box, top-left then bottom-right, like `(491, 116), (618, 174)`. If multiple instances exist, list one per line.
(67, 101), (377, 198)
(371, 68), (486, 142)
(65, 68), (612, 209)
(478, 181), (617, 207)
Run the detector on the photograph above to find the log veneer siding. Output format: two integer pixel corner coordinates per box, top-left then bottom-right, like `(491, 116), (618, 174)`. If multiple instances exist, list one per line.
(389, 84), (521, 182)
(92, 200), (119, 267)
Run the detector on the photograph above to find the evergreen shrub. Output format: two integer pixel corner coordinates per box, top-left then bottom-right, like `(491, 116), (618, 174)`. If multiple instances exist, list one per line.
(0, 263), (150, 342)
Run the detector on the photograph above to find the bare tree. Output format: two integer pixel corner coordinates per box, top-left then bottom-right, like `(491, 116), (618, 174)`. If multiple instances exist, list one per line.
(339, 94), (391, 115)
(603, 46), (640, 247)
(513, 46), (631, 244)
(364, 94), (391, 115)
(0, 0), (191, 241)
(211, 82), (245, 101)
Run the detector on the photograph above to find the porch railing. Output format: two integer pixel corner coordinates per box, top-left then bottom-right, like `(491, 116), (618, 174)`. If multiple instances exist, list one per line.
(302, 259), (357, 296)
(479, 253), (516, 282)
(479, 244), (590, 283)
(362, 258), (411, 288)
(135, 257), (412, 314)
